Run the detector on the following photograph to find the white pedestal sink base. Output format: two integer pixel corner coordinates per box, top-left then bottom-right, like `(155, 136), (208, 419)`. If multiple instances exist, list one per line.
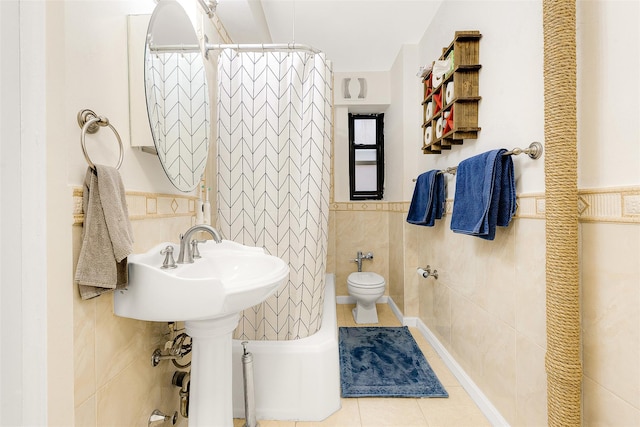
(186, 313), (240, 427)
(113, 240), (289, 425)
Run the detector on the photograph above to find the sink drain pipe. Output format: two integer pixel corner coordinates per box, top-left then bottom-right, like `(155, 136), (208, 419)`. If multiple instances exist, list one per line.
(241, 341), (259, 427)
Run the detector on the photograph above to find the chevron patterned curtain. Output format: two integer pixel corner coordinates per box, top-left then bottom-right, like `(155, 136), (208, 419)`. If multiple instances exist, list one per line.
(217, 49), (333, 340)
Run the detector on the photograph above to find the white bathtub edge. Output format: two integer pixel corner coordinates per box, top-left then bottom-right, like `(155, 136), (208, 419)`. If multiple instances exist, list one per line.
(231, 273), (341, 422)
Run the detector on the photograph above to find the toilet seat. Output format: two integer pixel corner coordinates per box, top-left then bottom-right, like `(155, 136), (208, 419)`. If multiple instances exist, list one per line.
(347, 272), (385, 288)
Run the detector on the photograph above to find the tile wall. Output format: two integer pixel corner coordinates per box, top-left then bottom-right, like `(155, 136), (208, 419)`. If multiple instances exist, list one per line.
(72, 189), (196, 426)
(71, 184), (639, 425)
(327, 200), (547, 425)
(325, 200), (430, 315)
(326, 187), (640, 426)
(581, 221), (640, 425)
(410, 214), (547, 425)
(326, 202), (392, 298)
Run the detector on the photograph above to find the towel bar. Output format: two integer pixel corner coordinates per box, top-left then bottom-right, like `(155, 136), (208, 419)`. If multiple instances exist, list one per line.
(77, 109), (124, 170)
(503, 141), (543, 159)
(412, 141), (543, 181)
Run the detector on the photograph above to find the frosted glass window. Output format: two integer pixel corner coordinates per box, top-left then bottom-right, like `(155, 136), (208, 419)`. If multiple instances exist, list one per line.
(354, 119), (377, 145)
(355, 165), (378, 191)
(355, 149), (377, 162)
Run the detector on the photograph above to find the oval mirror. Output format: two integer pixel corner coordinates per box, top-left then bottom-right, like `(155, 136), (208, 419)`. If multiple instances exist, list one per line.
(144, 0), (210, 192)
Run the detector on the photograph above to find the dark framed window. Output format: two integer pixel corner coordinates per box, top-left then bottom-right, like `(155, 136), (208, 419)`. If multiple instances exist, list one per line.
(349, 113), (384, 200)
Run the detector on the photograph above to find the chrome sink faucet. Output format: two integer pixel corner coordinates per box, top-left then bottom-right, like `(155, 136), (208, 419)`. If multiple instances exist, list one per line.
(177, 224), (223, 264)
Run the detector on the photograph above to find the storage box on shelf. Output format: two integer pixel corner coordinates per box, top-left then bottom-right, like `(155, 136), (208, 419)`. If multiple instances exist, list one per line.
(422, 31), (482, 154)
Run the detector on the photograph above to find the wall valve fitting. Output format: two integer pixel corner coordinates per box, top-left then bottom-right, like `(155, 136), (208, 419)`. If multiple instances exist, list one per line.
(172, 371), (190, 418)
(148, 409), (177, 426)
(351, 251), (374, 272)
(152, 333), (192, 368)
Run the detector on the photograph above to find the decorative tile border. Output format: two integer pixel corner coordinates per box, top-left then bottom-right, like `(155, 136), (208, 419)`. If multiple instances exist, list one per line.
(578, 186), (640, 223)
(72, 187), (196, 225)
(515, 193), (546, 219)
(73, 186), (639, 225)
(330, 202), (394, 212)
(330, 202), (412, 213)
(329, 186), (640, 224)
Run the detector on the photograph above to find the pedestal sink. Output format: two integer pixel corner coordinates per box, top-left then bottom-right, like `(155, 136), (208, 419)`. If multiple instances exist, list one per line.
(114, 240), (289, 427)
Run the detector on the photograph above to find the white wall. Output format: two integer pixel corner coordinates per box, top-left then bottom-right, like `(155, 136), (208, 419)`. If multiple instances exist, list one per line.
(1, 1), (48, 424)
(385, 50), (406, 201)
(332, 71), (391, 202)
(333, 106), (351, 202)
(1, 3), (24, 424)
(59, 0), (187, 194)
(400, 45), (422, 202)
(577, 0), (640, 188)
(334, 71), (390, 110)
(576, 2), (640, 425)
(415, 1), (545, 196)
(406, 0), (640, 194)
(335, 1), (546, 202)
(333, 57), (422, 202)
(386, 44), (421, 202)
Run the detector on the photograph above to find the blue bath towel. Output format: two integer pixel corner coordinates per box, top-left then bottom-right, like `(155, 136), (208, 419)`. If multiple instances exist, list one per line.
(430, 173), (445, 224)
(450, 149), (516, 240)
(407, 170), (445, 227)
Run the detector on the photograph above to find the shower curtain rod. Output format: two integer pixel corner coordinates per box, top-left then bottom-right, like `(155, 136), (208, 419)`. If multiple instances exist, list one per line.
(148, 42), (321, 56)
(148, 44), (201, 53)
(206, 43), (321, 54)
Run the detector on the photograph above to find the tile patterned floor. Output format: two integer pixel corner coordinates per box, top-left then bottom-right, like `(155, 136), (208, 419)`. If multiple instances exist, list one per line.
(234, 304), (491, 427)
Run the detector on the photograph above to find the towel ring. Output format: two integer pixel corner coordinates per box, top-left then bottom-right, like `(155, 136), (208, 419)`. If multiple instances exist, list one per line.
(77, 109), (124, 170)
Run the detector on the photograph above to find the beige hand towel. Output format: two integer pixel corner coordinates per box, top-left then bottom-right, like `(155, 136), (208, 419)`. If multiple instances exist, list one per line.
(75, 165), (134, 300)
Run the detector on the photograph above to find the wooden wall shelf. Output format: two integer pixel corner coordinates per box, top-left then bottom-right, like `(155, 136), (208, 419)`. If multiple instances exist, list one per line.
(422, 31), (482, 154)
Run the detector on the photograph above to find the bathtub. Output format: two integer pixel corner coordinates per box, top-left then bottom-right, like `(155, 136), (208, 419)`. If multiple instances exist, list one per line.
(231, 273), (341, 421)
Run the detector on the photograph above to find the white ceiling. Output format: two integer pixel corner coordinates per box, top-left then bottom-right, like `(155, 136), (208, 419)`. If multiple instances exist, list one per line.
(215, 0), (441, 72)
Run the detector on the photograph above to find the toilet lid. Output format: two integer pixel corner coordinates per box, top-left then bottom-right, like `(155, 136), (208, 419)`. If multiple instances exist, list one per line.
(348, 272), (385, 287)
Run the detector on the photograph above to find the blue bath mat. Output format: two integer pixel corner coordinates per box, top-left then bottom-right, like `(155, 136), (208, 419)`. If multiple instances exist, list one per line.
(339, 326), (448, 398)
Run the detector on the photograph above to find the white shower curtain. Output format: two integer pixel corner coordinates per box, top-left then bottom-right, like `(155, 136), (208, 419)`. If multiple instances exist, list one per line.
(217, 49), (333, 340)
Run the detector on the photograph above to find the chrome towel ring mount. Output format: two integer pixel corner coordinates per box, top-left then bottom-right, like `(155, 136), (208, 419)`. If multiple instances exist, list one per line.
(77, 108), (124, 170)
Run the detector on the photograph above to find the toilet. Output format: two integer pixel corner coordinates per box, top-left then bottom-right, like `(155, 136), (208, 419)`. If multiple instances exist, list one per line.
(347, 272), (386, 324)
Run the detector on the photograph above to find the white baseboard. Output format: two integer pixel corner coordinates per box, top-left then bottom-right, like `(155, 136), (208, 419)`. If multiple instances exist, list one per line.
(337, 296), (509, 427)
(386, 295), (406, 325)
(406, 316), (510, 426)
